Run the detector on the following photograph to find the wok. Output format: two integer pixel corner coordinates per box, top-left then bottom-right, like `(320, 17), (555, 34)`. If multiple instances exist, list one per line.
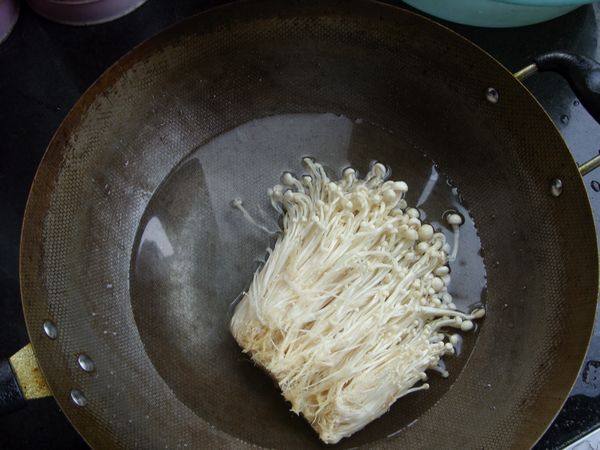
(1, 1), (599, 448)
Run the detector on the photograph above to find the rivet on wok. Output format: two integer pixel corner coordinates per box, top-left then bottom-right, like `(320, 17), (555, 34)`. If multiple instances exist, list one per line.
(70, 389), (88, 407)
(551, 179), (563, 197)
(485, 87), (499, 104)
(77, 354), (95, 373)
(42, 320), (58, 340)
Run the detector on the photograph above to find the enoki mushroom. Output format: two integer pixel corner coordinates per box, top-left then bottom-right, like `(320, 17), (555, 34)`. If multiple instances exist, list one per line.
(230, 159), (485, 444)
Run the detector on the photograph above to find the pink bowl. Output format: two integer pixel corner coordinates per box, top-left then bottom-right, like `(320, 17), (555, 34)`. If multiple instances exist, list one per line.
(27, 0), (148, 25)
(0, 0), (19, 44)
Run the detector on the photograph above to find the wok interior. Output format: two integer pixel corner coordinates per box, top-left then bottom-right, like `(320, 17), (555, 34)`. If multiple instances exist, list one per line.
(21, 2), (597, 449)
(130, 113), (487, 448)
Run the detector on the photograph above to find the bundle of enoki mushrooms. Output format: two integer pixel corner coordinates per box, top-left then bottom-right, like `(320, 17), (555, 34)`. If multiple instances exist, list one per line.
(230, 158), (485, 444)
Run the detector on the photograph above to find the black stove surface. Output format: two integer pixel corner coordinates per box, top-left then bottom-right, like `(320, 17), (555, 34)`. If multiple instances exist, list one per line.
(0, 1), (598, 448)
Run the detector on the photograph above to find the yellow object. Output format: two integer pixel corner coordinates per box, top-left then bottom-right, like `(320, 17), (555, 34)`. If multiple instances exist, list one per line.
(9, 343), (51, 400)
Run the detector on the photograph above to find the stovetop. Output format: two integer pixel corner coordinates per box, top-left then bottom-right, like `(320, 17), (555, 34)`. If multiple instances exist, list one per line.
(0, 1), (599, 448)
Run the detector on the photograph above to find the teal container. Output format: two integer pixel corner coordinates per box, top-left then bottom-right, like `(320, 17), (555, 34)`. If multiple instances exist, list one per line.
(402, 0), (595, 27)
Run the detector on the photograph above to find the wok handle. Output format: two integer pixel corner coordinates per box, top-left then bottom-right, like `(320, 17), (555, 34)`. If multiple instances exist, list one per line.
(0, 344), (51, 415)
(0, 357), (25, 414)
(514, 51), (600, 175)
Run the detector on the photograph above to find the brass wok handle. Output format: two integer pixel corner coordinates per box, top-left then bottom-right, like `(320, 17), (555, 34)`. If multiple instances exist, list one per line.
(514, 51), (600, 176)
(0, 344), (51, 415)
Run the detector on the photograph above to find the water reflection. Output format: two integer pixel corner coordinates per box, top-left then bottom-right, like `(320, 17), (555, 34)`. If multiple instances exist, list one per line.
(416, 165), (439, 207)
(139, 216), (175, 258)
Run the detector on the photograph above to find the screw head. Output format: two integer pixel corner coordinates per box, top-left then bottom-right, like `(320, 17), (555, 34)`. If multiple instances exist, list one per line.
(77, 354), (95, 373)
(485, 87), (499, 104)
(551, 178), (563, 197)
(70, 389), (87, 407)
(42, 321), (58, 340)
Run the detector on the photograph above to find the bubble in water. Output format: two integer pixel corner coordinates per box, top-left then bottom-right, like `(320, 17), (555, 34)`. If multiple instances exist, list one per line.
(574, 100), (580, 106)
(591, 180), (600, 192)
(560, 114), (569, 125)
